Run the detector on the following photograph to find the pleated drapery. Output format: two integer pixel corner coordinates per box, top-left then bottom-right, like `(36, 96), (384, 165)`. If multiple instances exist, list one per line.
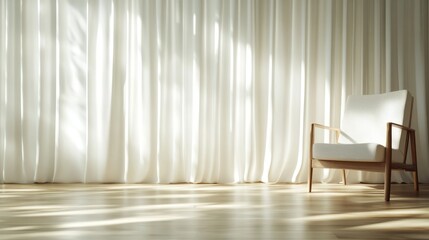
(0, 0), (428, 183)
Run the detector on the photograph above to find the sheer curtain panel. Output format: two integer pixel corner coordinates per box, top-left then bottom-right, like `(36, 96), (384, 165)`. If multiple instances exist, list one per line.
(0, 0), (428, 183)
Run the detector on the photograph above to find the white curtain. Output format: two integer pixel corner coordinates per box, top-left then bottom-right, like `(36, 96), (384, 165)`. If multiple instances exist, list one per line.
(0, 0), (428, 184)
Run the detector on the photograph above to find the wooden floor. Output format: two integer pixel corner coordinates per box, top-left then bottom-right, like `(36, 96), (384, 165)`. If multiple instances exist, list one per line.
(0, 183), (428, 239)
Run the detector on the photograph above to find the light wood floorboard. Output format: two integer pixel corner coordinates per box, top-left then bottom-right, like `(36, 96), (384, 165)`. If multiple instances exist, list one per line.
(0, 183), (428, 239)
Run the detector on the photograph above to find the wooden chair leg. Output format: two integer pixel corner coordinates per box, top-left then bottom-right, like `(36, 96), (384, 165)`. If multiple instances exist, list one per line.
(410, 131), (419, 192)
(342, 169), (347, 185)
(385, 124), (392, 202)
(413, 171), (419, 192)
(308, 165), (313, 192)
(384, 167), (392, 202)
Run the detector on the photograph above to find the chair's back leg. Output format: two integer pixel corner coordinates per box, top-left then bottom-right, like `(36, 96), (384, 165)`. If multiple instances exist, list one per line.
(342, 169), (347, 185)
(413, 172), (419, 192)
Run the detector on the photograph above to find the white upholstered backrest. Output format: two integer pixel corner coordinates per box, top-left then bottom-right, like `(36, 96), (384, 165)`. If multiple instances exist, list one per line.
(338, 90), (413, 149)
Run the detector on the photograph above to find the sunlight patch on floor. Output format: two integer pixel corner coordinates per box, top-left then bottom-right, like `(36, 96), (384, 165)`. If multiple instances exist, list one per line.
(349, 219), (429, 230)
(56, 215), (188, 228)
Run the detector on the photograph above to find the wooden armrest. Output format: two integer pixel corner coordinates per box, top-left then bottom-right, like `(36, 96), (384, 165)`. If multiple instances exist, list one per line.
(386, 122), (416, 165)
(311, 123), (341, 145)
(388, 122), (415, 132)
(311, 123), (340, 133)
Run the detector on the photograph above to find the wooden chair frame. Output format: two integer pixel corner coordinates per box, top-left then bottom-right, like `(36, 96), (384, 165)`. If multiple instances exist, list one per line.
(308, 121), (419, 201)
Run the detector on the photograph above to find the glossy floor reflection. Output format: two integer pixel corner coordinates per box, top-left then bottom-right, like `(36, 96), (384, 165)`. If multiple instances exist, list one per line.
(0, 183), (428, 239)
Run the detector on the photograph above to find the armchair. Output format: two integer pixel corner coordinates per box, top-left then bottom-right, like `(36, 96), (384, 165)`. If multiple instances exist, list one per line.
(308, 90), (419, 201)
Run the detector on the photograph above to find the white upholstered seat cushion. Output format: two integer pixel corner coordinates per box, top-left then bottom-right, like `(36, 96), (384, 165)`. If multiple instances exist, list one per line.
(313, 143), (385, 162)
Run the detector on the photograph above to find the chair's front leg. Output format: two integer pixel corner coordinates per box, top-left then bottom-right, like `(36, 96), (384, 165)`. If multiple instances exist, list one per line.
(410, 131), (419, 192)
(308, 124), (315, 193)
(308, 165), (313, 192)
(384, 163), (392, 201)
(384, 123), (393, 201)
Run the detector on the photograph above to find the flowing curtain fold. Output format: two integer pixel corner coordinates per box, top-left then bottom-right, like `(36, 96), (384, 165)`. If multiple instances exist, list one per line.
(0, 0), (428, 184)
